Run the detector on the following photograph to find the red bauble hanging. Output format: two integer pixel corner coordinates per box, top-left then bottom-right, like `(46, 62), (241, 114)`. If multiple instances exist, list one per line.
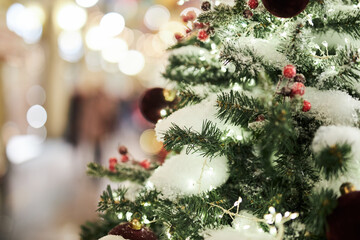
(261, 0), (309, 18)
(100, 220), (157, 240)
(248, 0), (259, 9)
(326, 191), (360, 240)
(139, 88), (176, 124)
(283, 64), (296, 79)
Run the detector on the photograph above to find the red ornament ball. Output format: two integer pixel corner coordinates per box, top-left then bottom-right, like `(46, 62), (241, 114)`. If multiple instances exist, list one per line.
(198, 30), (209, 41)
(326, 191), (360, 240)
(139, 88), (176, 124)
(262, 0), (309, 18)
(283, 64), (296, 79)
(290, 82), (305, 97)
(302, 100), (311, 112)
(248, 0), (259, 9)
(109, 158), (117, 172)
(102, 221), (157, 240)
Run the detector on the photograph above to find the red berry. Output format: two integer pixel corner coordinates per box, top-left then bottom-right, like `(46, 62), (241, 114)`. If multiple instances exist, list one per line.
(186, 28), (192, 34)
(194, 22), (205, 29)
(174, 33), (183, 41)
(302, 100), (311, 112)
(283, 64), (297, 79)
(198, 30), (209, 41)
(109, 157), (117, 172)
(121, 155), (129, 163)
(140, 159), (151, 169)
(248, 0), (259, 9)
(291, 82), (305, 97)
(256, 114), (265, 122)
(181, 15), (189, 22)
(186, 11), (197, 21)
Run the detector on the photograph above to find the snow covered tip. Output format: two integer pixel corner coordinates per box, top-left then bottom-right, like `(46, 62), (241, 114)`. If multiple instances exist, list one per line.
(148, 149), (229, 200)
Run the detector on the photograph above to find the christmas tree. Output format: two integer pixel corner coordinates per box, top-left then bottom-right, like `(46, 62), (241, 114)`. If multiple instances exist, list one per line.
(81, 0), (360, 239)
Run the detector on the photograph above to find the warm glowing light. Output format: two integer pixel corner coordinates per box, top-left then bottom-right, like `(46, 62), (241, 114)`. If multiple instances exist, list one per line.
(118, 50), (145, 75)
(6, 135), (43, 164)
(144, 5), (170, 31)
(100, 12), (125, 37)
(76, 0), (99, 8)
(6, 3), (43, 44)
(27, 105), (47, 128)
(159, 21), (186, 46)
(85, 26), (107, 50)
(101, 38), (128, 63)
(57, 3), (87, 31)
(58, 31), (84, 62)
(139, 129), (163, 154)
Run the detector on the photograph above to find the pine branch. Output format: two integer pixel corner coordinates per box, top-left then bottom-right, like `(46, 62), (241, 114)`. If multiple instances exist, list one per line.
(312, 8), (360, 39)
(216, 90), (266, 127)
(163, 53), (241, 86)
(305, 189), (338, 237)
(87, 162), (151, 184)
(175, 87), (205, 110)
(314, 143), (352, 180)
(162, 120), (224, 157)
(80, 212), (120, 240)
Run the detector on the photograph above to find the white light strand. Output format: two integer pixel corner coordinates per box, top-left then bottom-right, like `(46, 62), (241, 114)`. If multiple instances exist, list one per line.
(208, 197), (299, 240)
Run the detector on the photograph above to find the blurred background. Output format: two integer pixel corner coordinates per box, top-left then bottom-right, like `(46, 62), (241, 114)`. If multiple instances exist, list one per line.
(0, 0), (200, 239)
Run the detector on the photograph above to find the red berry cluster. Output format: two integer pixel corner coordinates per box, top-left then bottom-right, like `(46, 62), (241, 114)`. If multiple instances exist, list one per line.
(108, 146), (152, 171)
(278, 65), (311, 112)
(174, 10), (213, 43)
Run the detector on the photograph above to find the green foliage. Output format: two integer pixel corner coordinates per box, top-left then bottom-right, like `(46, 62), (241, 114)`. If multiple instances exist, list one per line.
(80, 212), (120, 240)
(175, 87), (205, 110)
(314, 143), (352, 180)
(162, 120), (224, 157)
(217, 90), (266, 127)
(305, 189), (338, 237)
(87, 162), (151, 184)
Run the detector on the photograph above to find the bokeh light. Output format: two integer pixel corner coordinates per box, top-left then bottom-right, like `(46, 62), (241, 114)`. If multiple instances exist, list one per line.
(57, 3), (87, 31)
(159, 21), (186, 46)
(139, 129), (163, 154)
(6, 135), (43, 164)
(58, 31), (84, 62)
(144, 5), (170, 31)
(85, 26), (107, 50)
(100, 12), (125, 37)
(76, 0), (99, 8)
(6, 3), (43, 44)
(27, 105), (47, 129)
(101, 38), (128, 63)
(118, 50), (145, 75)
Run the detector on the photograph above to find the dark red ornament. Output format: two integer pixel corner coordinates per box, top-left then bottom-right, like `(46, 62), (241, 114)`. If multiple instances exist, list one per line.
(118, 146), (128, 155)
(198, 30), (209, 41)
(108, 220), (157, 240)
(139, 88), (176, 124)
(248, 0), (259, 9)
(121, 155), (129, 163)
(262, 0), (309, 18)
(290, 82), (305, 97)
(283, 64), (296, 79)
(302, 100), (311, 112)
(326, 191), (360, 240)
(139, 159), (151, 169)
(109, 158), (117, 172)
